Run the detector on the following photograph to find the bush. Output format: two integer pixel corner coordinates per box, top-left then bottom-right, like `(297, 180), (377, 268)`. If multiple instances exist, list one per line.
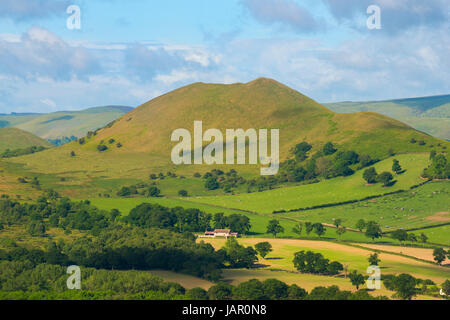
(178, 190), (188, 197)
(97, 145), (108, 152)
(147, 186), (161, 197)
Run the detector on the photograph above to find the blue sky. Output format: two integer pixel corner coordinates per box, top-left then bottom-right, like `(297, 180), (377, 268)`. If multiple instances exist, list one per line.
(0, 0), (448, 113)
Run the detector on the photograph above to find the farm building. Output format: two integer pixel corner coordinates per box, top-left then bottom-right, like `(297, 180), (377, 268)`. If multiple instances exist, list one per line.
(198, 229), (238, 238)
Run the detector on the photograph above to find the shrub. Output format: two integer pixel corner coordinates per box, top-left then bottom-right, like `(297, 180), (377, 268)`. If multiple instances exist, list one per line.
(97, 145), (108, 152)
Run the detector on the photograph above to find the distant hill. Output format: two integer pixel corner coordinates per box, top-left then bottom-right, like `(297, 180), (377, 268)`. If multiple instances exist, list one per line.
(325, 95), (450, 140)
(0, 106), (133, 141)
(7, 78), (448, 186)
(0, 128), (53, 152)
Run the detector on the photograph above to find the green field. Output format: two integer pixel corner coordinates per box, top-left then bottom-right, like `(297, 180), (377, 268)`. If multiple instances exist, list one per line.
(187, 153), (431, 214)
(417, 225), (450, 246)
(202, 238), (450, 283)
(277, 181), (450, 231)
(88, 196), (445, 245)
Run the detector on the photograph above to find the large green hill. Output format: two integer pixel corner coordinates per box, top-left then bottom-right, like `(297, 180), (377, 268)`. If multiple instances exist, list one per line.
(5, 78), (448, 197)
(325, 95), (450, 140)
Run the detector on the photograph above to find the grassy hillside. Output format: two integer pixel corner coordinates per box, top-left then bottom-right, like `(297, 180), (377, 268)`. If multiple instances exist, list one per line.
(325, 95), (450, 140)
(187, 153), (431, 213)
(0, 128), (53, 152)
(0, 106), (132, 140)
(4, 78), (447, 198)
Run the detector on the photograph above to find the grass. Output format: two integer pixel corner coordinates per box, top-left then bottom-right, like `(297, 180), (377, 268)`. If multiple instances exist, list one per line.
(200, 238), (450, 284)
(5, 79), (447, 199)
(187, 153), (431, 214)
(417, 225), (450, 246)
(0, 127), (52, 152)
(276, 181), (450, 232)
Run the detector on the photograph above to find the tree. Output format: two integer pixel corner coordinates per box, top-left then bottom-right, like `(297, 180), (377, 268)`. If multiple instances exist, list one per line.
(348, 270), (365, 290)
(186, 287), (209, 300)
(333, 219), (342, 228)
(208, 282), (234, 300)
(393, 274), (417, 300)
(377, 171), (394, 186)
(365, 221), (382, 241)
(323, 142), (337, 155)
(419, 233), (428, 244)
(293, 142), (312, 161)
(222, 237), (258, 268)
(392, 159), (402, 174)
(178, 190), (188, 197)
(327, 261), (344, 275)
(442, 280), (450, 296)
(262, 278), (289, 300)
(407, 233), (417, 243)
(433, 248), (447, 265)
(147, 186), (161, 197)
(363, 167), (378, 184)
(232, 279), (267, 300)
(266, 219), (284, 238)
(429, 150), (436, 160)
(368, 253), (380, 266)
(292, 222), (303, 237)
(205, 177), (219, 190)
(305, 222), (314, 235)
(355, 219), (366, 232)
(392, 229), (408, 245)
(254, 242), (273, 259)
(27, 221), (46, 237)
(70, 151), (76, 157)
(97, 144), (108, 152)
(287, 284), (307, 300)
(336, 227), (346, 239)
(312, 223), (325, 238)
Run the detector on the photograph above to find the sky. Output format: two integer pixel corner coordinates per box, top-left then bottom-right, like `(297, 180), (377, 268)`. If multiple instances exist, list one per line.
(0, 0), (449, 113)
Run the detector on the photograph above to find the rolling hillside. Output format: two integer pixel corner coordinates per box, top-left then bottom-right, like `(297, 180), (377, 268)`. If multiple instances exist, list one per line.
(0, 128), (53, 152)
(0, 106), (133, 141)
(5, 78), (448, 197)
(325, 95), (450, 140)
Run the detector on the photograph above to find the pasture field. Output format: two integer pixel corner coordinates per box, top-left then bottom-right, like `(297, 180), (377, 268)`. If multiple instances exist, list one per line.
(88, 196), (448, 245)
(355, 244), (450, 265)
(186, 154), (431, 214)
(276, 181), (450, 232)
(416, 225), (450, 246)
(88, 197), (405, 243)
(199, 238), (450, 284)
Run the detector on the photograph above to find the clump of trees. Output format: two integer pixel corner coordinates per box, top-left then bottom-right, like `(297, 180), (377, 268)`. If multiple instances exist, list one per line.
(293, 250), (343, 275)
(423, 153), (450, 179)
(213, 213), (251, 235)
(363, 167), (394, 186)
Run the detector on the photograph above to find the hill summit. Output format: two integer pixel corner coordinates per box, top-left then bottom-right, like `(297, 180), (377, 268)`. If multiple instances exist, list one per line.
(8, 78), (446, 181)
